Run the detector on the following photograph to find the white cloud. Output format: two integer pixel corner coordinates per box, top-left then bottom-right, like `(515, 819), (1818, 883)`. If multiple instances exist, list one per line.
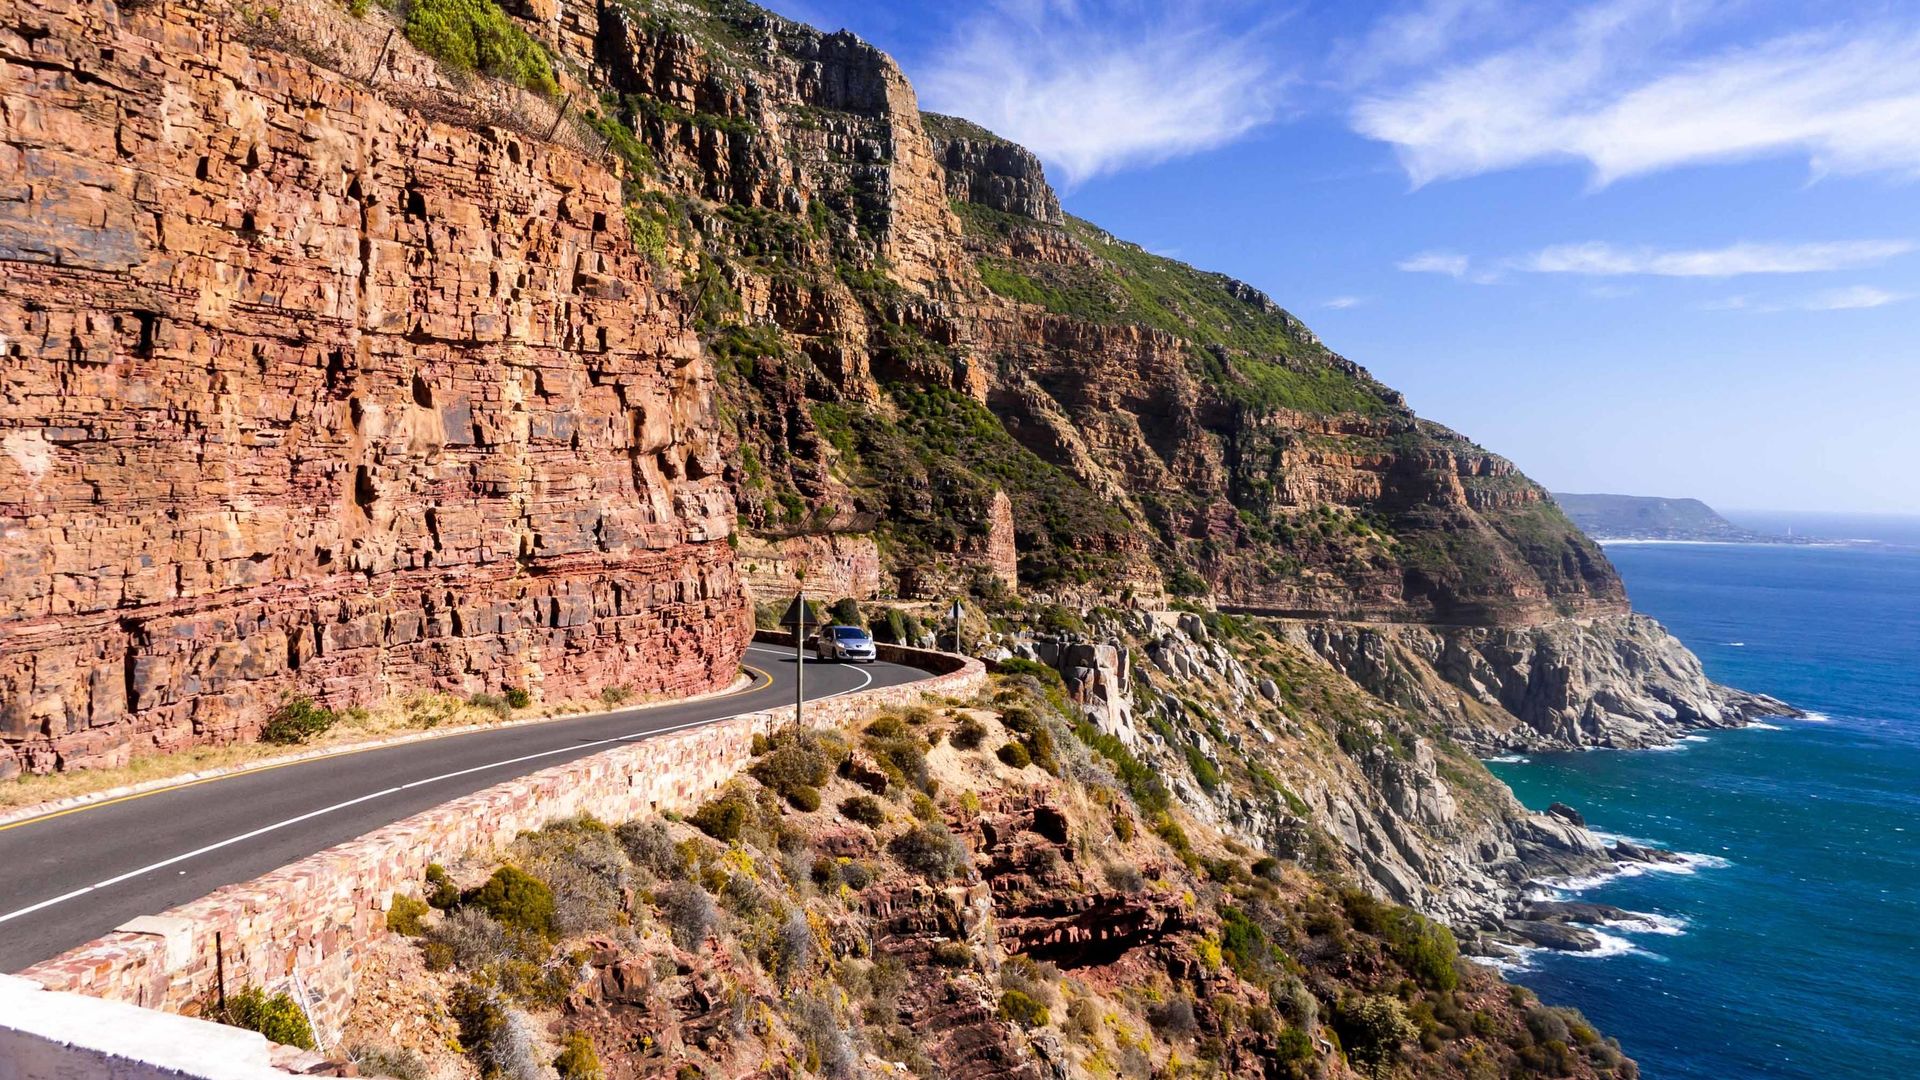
(1397, 251), (1472, 277)
(1351, 1), (1920, 186)
(1519, 239), (1914, 277)
(918, 2), (1290, 184)
(1323, 295), (1365, 309)
(1703, 286), (1908, 312)
(1802, 285), (1908, 310)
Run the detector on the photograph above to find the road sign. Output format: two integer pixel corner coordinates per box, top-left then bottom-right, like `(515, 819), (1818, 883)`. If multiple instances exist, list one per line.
(779, 593), (817, 629)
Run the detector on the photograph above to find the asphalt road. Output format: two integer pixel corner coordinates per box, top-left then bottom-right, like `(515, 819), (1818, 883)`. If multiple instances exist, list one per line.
(0, 644), (929, 973)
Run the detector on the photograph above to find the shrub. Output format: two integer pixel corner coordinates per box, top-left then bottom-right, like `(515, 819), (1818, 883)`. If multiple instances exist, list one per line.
(450, 982), (545, 1080)
(1274, 1026), (1314, 1066)
(1184, 745), (1222, 792)
(863, 719), (932, 793)
(403, 0), (559, 96)
(792, 994), (856, 1079)
(787, 785), (822, 812)
(468, 866), (556, 940)
(216, 986), (315, 1050)
(1220, 905), (1273, 979)
(1073, 720), (1170, 814)
(1525, 1005), (1571, 1046)
(554, 1030), (604, 1080)
(616, 819), (680, 878)
(1341, 888), (1459, 992)
(998, 988), (1049, 1028)
(468, 692), (511, 719)
(426, 863), (461, 909)
(931, 941), (974, 967)
(889, 822), (970, 881)
(1338, 995), (1416, 1079)
(774, 908), (815, 985)
(351, 1046), (428, 1080)
(689, 788), (754, 842)
(950, 715), (987, 750)
(1102, 862), (1145, 893)
(838, 794), (885, 827)
(659, 881), (715, 950)
(996, 741), (1031, 768)
(598, 685), (633, 707)
(995, 658), (1061, 685)
(503, 687), (532, 709)
(828, 597), (863, 626)
(386, 894), (430, 936)
(1148, 996), (1198, 1038)
(260, 695), (337, 745)
(750, 729), (840, 800)
(423, 907), (511, 971)
(512, 817), (631, 937)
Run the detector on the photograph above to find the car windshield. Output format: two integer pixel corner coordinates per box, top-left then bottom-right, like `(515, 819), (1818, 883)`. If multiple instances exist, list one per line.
(834, 627), (868, 640)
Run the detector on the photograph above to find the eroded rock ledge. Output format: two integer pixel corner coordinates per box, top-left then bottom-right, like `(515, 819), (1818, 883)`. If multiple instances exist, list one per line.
(1300, 613), (1796, 751)
(0, 0), (752, 776)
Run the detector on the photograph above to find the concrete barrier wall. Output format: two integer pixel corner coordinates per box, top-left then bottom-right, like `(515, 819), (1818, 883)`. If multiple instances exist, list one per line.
(19, 653), (984, 1037)
(0, 974), (295, 1079)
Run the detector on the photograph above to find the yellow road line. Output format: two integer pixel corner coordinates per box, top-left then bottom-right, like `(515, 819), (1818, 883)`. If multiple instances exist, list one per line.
(0, 664), (772, 834)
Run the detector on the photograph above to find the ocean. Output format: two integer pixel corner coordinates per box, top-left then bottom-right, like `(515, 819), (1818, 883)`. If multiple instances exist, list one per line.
(1486, 526), (1920, 1080)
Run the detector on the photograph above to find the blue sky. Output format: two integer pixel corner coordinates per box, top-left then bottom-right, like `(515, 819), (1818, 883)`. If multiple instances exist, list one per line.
(781, 0), (1920, 514)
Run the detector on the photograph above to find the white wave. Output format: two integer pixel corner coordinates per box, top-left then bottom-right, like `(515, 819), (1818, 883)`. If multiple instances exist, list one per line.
(1726, 641), (1746, 647)
(1469, 950), (1539, 974)
(1589, 829), (1663, 848)
(1595, 910), (1688, 937)
(1533, 848), (1730, 894)
(1800, 711), (1835, 723)
(1578, 930), (1642, 959)
(1746, 721), (1785, 731)
(1644, 740), (1692, 752)
(1485, 754), (1531, 764)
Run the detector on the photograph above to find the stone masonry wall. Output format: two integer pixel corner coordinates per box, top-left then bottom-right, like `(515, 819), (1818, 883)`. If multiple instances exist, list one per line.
(20, 649), (984, 1034)
(0, 0), (752, 778)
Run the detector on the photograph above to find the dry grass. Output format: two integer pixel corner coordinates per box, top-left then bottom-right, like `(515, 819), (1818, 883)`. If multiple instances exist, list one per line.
(0, 689), (632, 815)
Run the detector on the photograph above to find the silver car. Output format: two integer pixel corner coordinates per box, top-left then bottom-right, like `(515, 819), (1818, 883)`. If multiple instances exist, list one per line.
(816, 624), (877, 663)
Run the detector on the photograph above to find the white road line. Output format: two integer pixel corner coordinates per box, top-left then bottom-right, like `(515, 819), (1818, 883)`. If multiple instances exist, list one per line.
(0, 651), (898, 927)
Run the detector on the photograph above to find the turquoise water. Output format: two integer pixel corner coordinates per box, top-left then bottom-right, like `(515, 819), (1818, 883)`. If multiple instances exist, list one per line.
(1487, 535), (1920, 1080)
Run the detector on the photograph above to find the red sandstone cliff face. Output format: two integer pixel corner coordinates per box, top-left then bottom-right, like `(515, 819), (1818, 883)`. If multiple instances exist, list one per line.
(0, 0), (751, 776)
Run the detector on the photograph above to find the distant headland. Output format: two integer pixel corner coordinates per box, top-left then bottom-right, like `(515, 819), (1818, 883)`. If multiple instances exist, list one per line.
(1553, 493), (1816, 544)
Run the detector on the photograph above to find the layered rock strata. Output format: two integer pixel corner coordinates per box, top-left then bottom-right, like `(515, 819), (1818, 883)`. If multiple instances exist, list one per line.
(0, 0), (751, 775)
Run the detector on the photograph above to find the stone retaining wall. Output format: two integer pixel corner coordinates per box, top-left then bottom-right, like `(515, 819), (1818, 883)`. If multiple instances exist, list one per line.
(20, 650), (983, 1034)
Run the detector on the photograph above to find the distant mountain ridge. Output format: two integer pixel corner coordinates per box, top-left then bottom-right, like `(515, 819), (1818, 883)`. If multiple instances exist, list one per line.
(1554, 492), (1770, 542)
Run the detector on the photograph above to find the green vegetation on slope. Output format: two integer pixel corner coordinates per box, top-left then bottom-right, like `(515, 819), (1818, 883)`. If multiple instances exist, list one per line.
(403, 0), (559, 95)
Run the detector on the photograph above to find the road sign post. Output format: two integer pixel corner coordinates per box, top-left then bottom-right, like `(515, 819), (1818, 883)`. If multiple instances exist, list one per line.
(778, 590), (813, 730)
(949, 599), (964, 654)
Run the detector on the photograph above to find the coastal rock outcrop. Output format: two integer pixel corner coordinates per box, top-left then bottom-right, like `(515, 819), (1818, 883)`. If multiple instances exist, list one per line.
(1297, 613), (1795, 750)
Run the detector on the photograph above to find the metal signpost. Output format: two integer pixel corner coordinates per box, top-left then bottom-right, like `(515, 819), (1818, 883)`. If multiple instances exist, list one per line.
(949, 598), (964, 654)
(778, 590), (813, 730)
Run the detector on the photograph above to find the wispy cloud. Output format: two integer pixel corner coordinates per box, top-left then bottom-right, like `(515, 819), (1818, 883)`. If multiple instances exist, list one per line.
(1323, 295), (1365, 309)
(1802, 285), (1908, 310)
(918, 1), (1290, 185)
(1520, 239), (1914, 277)
(1352, 1), (1920, 186)
(1397, 251), (1472, 277)
(1704, 285), (1909, 312)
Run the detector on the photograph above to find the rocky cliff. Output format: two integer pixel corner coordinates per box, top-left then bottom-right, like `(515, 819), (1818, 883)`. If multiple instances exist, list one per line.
(548, 0), (1625, 625)
(0, 0), (752, 776)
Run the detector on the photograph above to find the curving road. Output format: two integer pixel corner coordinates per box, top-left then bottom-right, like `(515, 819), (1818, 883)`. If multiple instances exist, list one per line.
(0, 644), (929, 974)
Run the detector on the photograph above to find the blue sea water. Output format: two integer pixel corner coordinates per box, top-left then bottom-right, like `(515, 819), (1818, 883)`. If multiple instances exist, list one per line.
(1486, 530), (1920, 1080)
